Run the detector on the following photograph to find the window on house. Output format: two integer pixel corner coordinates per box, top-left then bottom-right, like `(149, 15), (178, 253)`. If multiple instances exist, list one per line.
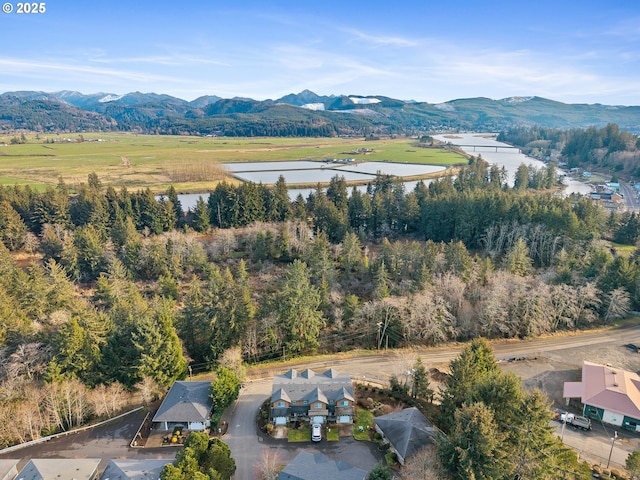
(303, 400), (308, 405)
(329, 399), (334, 405)
(341, 400), (349, 406)
(277, 401), (285, 407)
(315, 402), (323, 409)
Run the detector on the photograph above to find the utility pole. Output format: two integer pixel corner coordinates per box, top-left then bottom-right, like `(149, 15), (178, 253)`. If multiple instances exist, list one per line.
(607, 431), (618, 469)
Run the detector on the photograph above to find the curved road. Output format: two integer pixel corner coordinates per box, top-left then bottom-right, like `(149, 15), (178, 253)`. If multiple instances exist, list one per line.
(226, 325), (640, 479)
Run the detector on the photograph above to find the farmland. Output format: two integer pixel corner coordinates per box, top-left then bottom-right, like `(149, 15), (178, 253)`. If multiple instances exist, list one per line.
(0, 133), (464, 193)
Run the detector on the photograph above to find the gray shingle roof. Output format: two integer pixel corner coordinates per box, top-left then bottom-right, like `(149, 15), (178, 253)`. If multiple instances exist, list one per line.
(100, 459), (173, 480)
(152, 381), (212, 423)
(272, 388), (292, 403)
(271, 368), (353, 404)
(277, 451), (367, 480)
(0, 460), (18, 480)
(303, 387), (328, 404)
(16, 459), (101, 480)
(374, 407), (436, 461)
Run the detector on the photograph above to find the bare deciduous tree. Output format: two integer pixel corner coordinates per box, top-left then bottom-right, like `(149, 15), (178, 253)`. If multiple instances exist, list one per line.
(253, 449), (283, 480)
(134, 376), (162, 406)
(401, 444), (448, 479)
(219, 346), (246, 381)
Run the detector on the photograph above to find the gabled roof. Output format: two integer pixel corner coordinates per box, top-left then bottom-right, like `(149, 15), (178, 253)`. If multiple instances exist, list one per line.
(0, 460), (19, 480)
(271, 368), (353, 404)
(336, 387), (354, 402)
(152, 381), (213, 423)
(563, 361), (640, 419)
(100, 459), (173, 480)
(272, 388), (292, 403)
(304, 387), (328, 404)
(278, 451), (366, 480)
(16, 459), (101, 480)
(374, 407), (436, 461)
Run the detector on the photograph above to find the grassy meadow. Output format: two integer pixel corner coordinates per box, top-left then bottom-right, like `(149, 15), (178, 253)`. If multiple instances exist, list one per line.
(0, 133), (465, 193)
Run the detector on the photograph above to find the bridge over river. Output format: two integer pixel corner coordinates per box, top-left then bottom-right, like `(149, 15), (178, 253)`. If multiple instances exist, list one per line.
(456, 144), (521, 153)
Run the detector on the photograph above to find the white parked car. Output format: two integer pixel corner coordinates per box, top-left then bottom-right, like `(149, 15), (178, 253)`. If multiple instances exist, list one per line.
(312, 423), (321, 442)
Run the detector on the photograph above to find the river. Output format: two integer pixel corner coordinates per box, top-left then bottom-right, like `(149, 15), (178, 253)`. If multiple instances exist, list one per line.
(432, 133), (592, 196)
(167, 133), (592, 211)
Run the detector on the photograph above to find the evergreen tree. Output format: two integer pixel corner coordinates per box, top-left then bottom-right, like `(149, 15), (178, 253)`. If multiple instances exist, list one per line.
(269, 175), (292, 222)
(373, 260), (390, 300)
(166, 185), (184, 226)
(411, 356), (433, 402)
(275, 260), (324, 354)
(437, 338), (499, 433)
(504, 237), (533, 277)
(0, 200), (27, 250)
(193, 196), (211, 232)
(439, 402), (510, 480)
(210, 366), (241, 413)
(132, 297), (188, 387)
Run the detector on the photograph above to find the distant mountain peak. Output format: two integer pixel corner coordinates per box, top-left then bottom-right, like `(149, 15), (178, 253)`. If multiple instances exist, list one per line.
(98, 94), (124, 103)
(501, 96), (534, 104)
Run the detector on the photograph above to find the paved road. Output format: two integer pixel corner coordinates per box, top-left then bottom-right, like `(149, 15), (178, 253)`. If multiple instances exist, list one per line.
(620, 180), (640, 211)
(226, 324), (640, 478)
(0, 408), (176, 472)
(3, 325), (640, 478)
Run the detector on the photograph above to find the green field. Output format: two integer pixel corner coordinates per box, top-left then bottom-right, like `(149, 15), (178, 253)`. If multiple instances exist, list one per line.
(0, 133), (465, 193)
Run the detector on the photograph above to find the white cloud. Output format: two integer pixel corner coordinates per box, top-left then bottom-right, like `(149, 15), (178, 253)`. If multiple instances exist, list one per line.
(342, 28), (419, 47)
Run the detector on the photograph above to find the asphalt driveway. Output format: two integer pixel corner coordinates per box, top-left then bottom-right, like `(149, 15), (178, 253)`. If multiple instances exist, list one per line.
(0, 408), (176, 472)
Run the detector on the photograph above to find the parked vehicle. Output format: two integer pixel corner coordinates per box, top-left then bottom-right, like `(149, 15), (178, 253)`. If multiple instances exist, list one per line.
(560, 412), (592, 430)
(311, 423), (321, 442)
(625, 343), (639, 353)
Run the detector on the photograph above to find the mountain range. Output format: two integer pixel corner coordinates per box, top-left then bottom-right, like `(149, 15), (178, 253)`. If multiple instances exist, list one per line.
(1, 89), (639, 136)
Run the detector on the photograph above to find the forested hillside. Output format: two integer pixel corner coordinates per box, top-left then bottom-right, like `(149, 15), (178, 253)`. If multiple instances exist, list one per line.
(0, 158), (638, 448)
(498, 124), (640, 177)
(3, 90), (640, 135)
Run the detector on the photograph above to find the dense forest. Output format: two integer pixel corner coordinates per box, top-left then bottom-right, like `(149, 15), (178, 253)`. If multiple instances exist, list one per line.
(498, 124), (640, 178)
(1, 157), (640, 449)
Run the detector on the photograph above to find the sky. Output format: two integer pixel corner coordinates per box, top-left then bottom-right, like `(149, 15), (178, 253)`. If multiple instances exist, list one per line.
(1, 0), (640, 105)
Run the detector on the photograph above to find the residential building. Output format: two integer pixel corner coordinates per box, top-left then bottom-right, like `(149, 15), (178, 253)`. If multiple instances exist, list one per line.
(564, 361), (640, 430)
(100, 459), (173, 480)
(15, 459), (100, 480)
(152, 381), (213, 431)
(270, 368), (354, 425)
(0, 460), (18, 480)
(278, 451), (367, 480)
(374, 407), (437, 465)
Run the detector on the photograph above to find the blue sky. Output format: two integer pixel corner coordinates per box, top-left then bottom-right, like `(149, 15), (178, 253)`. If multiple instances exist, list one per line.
(1, 0), (640, 105)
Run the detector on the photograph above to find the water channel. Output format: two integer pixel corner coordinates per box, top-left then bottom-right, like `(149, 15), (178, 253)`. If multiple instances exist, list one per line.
(168, 133), (592, 211)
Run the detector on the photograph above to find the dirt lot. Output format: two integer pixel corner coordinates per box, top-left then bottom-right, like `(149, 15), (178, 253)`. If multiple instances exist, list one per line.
(499, 336), (640, 410)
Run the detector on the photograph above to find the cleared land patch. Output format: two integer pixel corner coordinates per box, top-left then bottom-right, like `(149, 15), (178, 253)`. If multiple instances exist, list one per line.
(0, 133), (465, 192)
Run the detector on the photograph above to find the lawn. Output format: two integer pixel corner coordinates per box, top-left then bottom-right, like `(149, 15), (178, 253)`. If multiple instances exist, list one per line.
(326, 426), (339, 442)
(353, 409), (375, 441)
(0, 133), (465, 193)
(288, 427), (311, 442)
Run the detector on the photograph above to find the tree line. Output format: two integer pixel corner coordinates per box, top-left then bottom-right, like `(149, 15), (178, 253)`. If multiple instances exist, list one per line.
(498, 124), (640, 178)
(0, 158), (638, 447)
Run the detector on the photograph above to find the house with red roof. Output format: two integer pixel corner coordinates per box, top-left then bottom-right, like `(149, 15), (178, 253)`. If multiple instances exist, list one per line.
(563, 361), (640, 431)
